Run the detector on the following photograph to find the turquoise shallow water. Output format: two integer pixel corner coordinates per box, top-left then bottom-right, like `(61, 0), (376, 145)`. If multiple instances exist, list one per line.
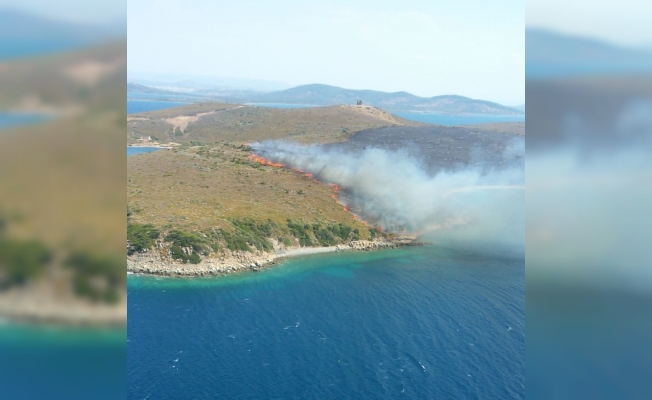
(0, 324), (126, 399)
(127, 147), (163, 156)
(128, 245), (524, 399)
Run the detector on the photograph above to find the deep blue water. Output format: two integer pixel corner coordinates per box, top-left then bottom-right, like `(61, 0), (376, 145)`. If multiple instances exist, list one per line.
(128, 245), (524, 399)
(128, 147), (164, 156)
(395, 112), (525, 126)
(127, 100), (188, 114)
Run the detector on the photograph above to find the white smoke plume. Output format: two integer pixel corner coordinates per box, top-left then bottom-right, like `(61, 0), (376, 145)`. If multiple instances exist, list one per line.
(251, 140), (524, 247)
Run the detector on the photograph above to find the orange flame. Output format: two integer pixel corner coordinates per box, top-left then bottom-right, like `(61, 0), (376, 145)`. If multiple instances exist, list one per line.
(249, 153), (376, 228)
(248, 154), (285, 167)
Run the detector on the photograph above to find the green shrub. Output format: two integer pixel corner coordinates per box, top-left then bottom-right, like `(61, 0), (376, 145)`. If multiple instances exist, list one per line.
(0, 239), (51, 288)
(165, 230), (209, 263)
(169, 244), (203, 264)
(64, 251), (124, 304)
(329, 223), (352, 240)
(287, 220), (313, 247)
(369, 227), (384, 240)
(221, 231), (250, 252)
(222, 218), (275, 252)
(165, 230), (206, 254)
(314, 226), (337, 246)
(127, 223), (159, 255)
(170, 245), (185, 261)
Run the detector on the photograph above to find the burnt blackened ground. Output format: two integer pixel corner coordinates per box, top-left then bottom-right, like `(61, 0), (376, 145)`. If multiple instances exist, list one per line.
(324, 125), (524, 175)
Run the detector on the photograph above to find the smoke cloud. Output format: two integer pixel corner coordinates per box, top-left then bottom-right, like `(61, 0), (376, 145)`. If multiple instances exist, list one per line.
(251, 140), (524, 248)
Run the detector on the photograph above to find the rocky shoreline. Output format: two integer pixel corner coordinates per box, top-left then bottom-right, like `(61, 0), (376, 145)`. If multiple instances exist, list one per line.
(128, 237), (422, 278)
(0, 280), (126, 327)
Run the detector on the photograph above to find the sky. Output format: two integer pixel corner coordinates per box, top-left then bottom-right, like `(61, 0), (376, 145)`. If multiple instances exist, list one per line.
(0, 0), (124, 24)
(128, 0), (524, 106)
(527, 0), (652, 48)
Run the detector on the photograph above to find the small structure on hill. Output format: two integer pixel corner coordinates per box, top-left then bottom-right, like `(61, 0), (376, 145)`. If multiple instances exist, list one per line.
(356, 100), (363, 106)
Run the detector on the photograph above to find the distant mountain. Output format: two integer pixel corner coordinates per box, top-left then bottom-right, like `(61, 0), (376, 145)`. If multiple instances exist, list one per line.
(127, 82), (522, 115)
(526, 29), (652, 79)
(127, 83), (184, 96)
(253, 84), (522, 115)
(127, 71), (291, 92)
(512, 104), (525, 112)
(0, 10), (124, 59)
(127, 82), (261, 102)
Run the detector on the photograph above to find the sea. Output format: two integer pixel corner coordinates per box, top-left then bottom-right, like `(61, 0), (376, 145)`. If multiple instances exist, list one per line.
(128, 147), (164, 156)
(127, 99), (189, 114)
(0, 112), (51, 130)
(127, 245), (524, 399)
(0, 324), (126, 399)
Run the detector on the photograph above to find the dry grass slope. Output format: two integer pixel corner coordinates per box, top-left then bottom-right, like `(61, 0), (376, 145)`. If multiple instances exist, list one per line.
(128, 103), (425, 145)
(0, 41), (127, 324)
(128, 143), (372, 237)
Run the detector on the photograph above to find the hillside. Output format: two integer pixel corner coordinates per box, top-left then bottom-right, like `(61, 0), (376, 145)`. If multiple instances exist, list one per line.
(127, 143), (391, 275)
(0, 41), (126, 325)
(127, 83), (183, 96)
(128, 103), (424, 145)
(0, 40), (126, 112)
(252, 84), (522, 115)
(128, 143), (372, 232)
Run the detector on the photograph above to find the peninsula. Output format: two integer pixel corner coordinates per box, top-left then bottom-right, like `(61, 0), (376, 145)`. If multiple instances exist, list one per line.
(128, 103), (426, 276)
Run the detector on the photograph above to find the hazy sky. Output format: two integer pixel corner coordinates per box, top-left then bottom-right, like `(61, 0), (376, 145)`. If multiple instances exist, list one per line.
(0, 1), (124, 24)
(527, 0), (652, 48)
(128, 0), (524, 105)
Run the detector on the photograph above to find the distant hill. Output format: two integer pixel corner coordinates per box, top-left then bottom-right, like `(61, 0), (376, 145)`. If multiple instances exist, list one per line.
(127, 83), (181, 95)
(127, 82), (222, 103)
(127, 82), (261, 103)
(127, 71), (291, 92)
(512, 104), (525, 112)
(0, 10), (123, 59)
(127, 103), (424, 145)
(252, 84), (521, 115)
(526, 29), (652, 79)
(127, 82), (522, 115)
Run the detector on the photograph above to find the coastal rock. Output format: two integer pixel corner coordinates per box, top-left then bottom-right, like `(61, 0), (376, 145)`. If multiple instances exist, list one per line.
(127, 237), (419, 277)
